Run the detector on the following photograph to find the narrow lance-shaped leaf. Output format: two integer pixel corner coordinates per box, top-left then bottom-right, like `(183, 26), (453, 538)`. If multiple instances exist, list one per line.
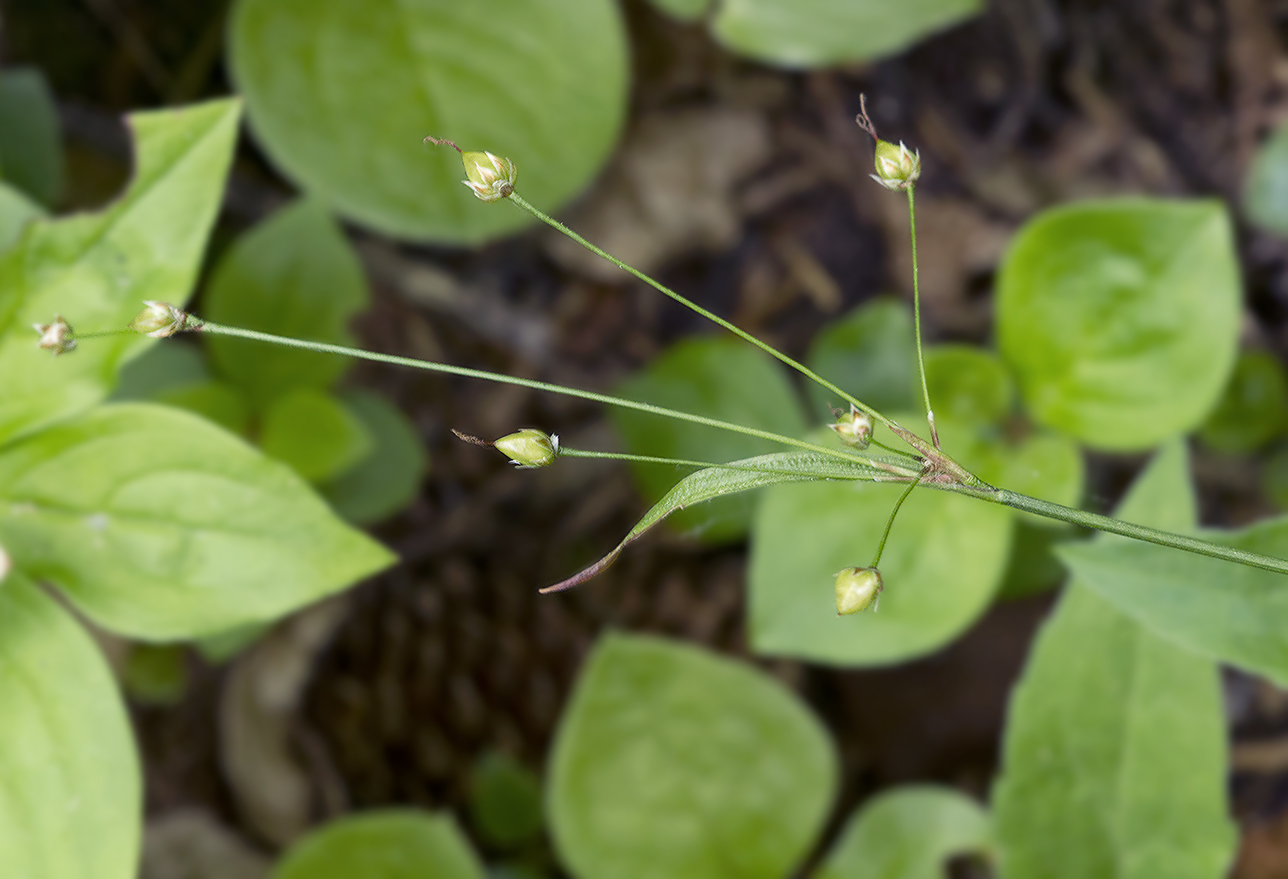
(542, 449), (907, 593)
(0, 573), (141, 879)
(993, 441), (1236, 879)
(0, 98), (240, 444)
(0, 403), (395, 640)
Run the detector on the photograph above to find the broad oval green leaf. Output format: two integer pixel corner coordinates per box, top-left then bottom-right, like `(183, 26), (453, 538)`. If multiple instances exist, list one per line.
(612, 336), (809, 543)
(0, 403), (395, 640)
(259, 388), (373, 483)
(996, 199), (1240, 451)
(924, 344), (1015, 427)
(805, 298), (917, 417)
(0, 98), (239, 445)
(711, 0), (981, 68)
(205, 199), (368, 407)
(321, 389), (428, 525)
(1245, 120), (1288, 236)
(229, 0), (628, 243)
(272, 810), (485, 879)
(0, 573), (140, 879)
(1196, 349), (1288, 454)
(978, 430), (1085, 530)
(815, 786), (991, 879)
(0, 68), (63, 207)
(994, 441), (1236, 879)
(549, 633), (836, 879)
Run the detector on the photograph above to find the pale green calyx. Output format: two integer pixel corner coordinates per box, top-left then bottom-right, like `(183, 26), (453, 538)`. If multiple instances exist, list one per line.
(834, 566), (882, 615)
(872, 140), (920, 192)
(129, 301), (199, 338)
(494, 428), (558, 468)
(829, 403), (873, 450)
(32, 315), (76, 355)
(462, 150), (518, 202)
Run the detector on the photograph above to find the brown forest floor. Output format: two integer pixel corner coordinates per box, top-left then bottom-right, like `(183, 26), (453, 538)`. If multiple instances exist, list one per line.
(10, 0), (1288, 876)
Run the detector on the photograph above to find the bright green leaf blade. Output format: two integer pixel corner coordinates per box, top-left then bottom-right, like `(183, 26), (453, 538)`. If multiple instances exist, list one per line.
(154, 379), (253, 436)
(321, 389), (428, 525)
(996, 199), (1240, 451)
(544, 448), (902, 593)
(1245, 120), (1288, 236)
(994, 441), (1235, 879)
(814, 786), (991, 879)
(979, 430), (1085, 530)
(805, 298), (917, 417)
(1196, 349), (1288, 454)
(0, 180), (45, 251)
(0, 98), (240, 445)
(272, 810), (485, 879)
(711, 0), (981, 67)
(205, 199), (368, 406)
(259, 388), (374, 483)
(0, 68), (63, 206)
(0, 573), (141, 879)
(924, 344), (1015, 427)
(0, 403), (395, 640)
(549, 633), (837, 879)
(611, 336), (810, 543)
(229, 0), (627, 244)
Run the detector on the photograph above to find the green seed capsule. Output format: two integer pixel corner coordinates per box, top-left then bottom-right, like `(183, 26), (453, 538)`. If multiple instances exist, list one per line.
(494, 428), (558, 468)
(834, 566), (883, 615)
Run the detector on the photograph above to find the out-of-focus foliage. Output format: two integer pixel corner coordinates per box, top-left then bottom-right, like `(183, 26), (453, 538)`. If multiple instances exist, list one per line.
(0, 67), (62, 206)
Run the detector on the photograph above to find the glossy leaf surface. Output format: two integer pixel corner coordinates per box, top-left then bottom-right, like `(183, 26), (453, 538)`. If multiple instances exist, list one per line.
(550, 633), (836, 879)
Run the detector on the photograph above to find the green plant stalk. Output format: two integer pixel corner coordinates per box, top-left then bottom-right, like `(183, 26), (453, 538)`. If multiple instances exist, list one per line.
(508, 194), (896, 430)
(194, 321), (905, 475)
(871, 467), (927, 567)
(906, 184), (937, 448)
(560, 447), (912, 481)
(941, 484), (1288, 577)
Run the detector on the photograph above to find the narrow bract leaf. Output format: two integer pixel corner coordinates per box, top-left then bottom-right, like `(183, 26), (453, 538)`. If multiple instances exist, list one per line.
(549, 634), (836, 879)
(994, 441), (1236, 879)
(814, 786), (991, 879)
(272, 810), (485, 879)
(542, 449), (901, 592)
(0, 98), (240, 444)
(0, 574), (141, 879)
(205, 199), (369, 407)
(0, 403), (395, 640)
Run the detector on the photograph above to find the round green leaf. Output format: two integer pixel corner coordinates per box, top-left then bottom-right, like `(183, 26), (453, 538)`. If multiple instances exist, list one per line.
(1245, 121), (1288, 236)
(110, 341), (210, 403)
(815, 786), (991, 879)
(978, 430), (1084, 530)
(273, 811), (485, 879)
(260, 388), (374, 483)
(805, 298), (917, 417)
(468, 753), (544, 851)
(1197, 350), (1288, 454)
(156, 380), (252, 436)
(749, 416), (1012, 664)
(229, 0), (628, 243)
(711, 0), (981, 68)
(611, 336), (808, 543)
(549, 633), (836, 879)
(0, 574), (140, 879)
(996, 199), (1241, 452)
(0, 68), (63, 207)
(924, 344), (1014, 427)
(321, 389), (427, 525)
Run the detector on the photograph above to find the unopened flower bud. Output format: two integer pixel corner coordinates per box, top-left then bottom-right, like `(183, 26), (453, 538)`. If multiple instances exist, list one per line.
(834, 566), (882, 615)
(494, 428), (558, 468)
(871, 140), (920, 191)
(830, 404), (873, 450)
(129, 301), (198, 338)
(32, 315), (76, 355)
(461, 150), (517, 202)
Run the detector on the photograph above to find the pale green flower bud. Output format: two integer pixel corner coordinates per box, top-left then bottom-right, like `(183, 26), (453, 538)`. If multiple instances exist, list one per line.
(494, 428), (558, 468)
(871, 140), (920, 192)
(830, 404), (873, 450)
(32, 315), (76, 355)
(462, 150), (518, 202)
(834, 566), (882, 615)
(129, 301), (198, 338)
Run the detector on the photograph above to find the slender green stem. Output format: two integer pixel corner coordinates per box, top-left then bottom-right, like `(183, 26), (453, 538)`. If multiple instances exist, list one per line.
(196, 321), (871, 468)
(871, 467), (927, 567)
(74, 329), (137, 340)
(508, 192), (896, 432)
(906, 185), (937, 448)
(940, 484), (1288, 577)
(559, 447), (910, 481)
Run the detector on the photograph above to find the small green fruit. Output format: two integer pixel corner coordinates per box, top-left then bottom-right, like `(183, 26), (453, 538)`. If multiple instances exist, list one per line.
(834, 566), (882, 615)
(494, 428), (558, 468)
(829, 403), (873, 450)
(871, 140), (920, 191)
(461, 150), (518, 202)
